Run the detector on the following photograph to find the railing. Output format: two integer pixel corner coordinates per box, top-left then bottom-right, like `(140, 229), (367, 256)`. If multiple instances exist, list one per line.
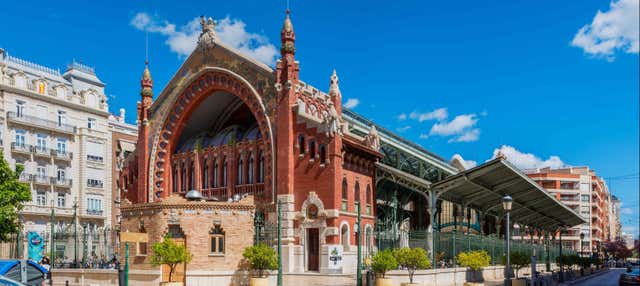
(87, 180), (103, 188)
(11, 142), (31, 153)
(86, 209), (104, 216)
(233, 183), (265, 197)
(52, 150), (73, 160)
(53, 178), (73, 187)
(33, 175), (51, 185)
(18, 173), (31, 183)
(7, 111), (76, 134)
(34, 146), (51, 157)
(22, 204), (73, 216)
(201, 187), (229, 201)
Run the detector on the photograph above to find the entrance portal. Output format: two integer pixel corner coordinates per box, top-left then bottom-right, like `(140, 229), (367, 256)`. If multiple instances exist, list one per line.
(307, 228), (319, 271)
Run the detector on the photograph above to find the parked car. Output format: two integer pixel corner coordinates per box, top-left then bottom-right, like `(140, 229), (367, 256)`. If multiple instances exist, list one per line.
(620, 267), (640, 286)
(0, 275), (27, 286)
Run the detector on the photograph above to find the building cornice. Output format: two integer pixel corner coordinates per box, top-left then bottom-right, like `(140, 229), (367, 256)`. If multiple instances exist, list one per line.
(0, 83), (110, 117)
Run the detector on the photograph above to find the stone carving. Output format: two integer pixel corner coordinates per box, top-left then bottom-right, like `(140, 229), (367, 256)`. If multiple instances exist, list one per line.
(198, 16), (216, 49)
(329, 69), (340, 96)
(363, 125), (380, 151)
(323, 101), (341, 137)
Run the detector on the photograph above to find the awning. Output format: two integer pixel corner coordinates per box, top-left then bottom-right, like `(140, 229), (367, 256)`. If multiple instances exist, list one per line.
(119, 140), (136, 153)
(431, 157), (586, 230)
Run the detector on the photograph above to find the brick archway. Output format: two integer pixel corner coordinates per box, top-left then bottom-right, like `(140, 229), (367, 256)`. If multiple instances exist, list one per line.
(150, 68), (274, 201)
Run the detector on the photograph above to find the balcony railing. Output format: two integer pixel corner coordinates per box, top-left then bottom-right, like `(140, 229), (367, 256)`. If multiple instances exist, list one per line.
(52, 150), (73, 160)
(87, 180), (103, 188)
(233, 183), (265, 197)
(11, 142), (31, 153)
(86, 209), (104, 216)
(18, 173), (31, 183)
(7, 111), (76, 134)
(53, 178), (72, 187)
(22, 204), (73, 216)
(33, 146), (51, 157)
(33, 175), (51, 185)
(201, 187), (229, 201)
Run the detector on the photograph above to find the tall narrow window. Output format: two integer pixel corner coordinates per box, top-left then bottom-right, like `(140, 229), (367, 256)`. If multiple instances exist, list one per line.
(222, 157), (228, 187)
(15, 100), (25, 118)
(57, 193), (66, 208)
(366, 184), (372, 215)
(181, 163), (187, 192)
(36, 191), (46, 206)
(209, 225), (225, 254)
(309, 139), (316, 160)
(248, 154), (254, 184)
(213, 160), (219, 187)
(57, 111), (66, 127)
(203, 159), (209, 189)
(173, 164), (178, 193)
(15, 129), (26, 147)
(57, 138), (67, 154)
(258, 151), (265, 183)
(57, 168), (66, 182)
(87, 118), (97, 129)
(237, 156), (244, 185)
(298, 134), (305, 155)
(319, 144), (327, 163)
(342, 178), (348, 211)
(36, 134), (47, 152)
(189, 162), (195, 190)
(36, 165), (46, 179)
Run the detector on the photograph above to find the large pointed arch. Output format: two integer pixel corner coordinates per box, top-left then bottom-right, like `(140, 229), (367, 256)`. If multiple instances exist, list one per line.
(148, 67), (275, 202)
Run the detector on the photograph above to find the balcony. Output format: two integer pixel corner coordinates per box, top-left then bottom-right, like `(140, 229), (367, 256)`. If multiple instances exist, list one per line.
(85, 209), (104, 216)
(33, 175), (51, 186)
(11, 142), (31, 154)
(33, 146), (51, 158)
(52, 150), (73, 161)
(201, 187), (229, 201)
(21, 204), (73, 216)
(87, 180), (103, 188)
(18, 173), (31, 183)
(53, 178), (72, 188)
(7, 111), (76, 134)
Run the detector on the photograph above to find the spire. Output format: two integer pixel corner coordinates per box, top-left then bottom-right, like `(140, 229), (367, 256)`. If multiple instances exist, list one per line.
(329, 69), (340, 97)
(140, 61), (153, 98)
(280, 9), (296, 57)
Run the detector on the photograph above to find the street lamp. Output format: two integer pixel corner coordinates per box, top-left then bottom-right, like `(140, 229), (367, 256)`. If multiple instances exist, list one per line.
(503, 195), (513, 286)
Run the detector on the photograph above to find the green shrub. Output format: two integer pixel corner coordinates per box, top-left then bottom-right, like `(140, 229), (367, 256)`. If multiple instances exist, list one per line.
(150, 236), (193, 282)
(371, 249), (398, 278)
(501, 251), (531, 278)
(243, 243), (278, 278)
(457, 250), (491, 271)
(393, 247), (431, 283)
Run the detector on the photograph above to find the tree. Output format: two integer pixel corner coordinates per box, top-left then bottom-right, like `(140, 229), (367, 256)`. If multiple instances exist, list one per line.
(501, 251), (531, 278)
(242, 243), (278, 278)
(604, 240), (633, 261)
(371, 249), (398, 278)
(457, 250), (491, 282)
(0, 153), (31, 242)
(150, 236), (192, 282)
(393, 247), (431, 284)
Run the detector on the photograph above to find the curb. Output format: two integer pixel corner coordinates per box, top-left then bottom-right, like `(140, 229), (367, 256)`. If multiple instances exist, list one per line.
(558, 269), (612, 286)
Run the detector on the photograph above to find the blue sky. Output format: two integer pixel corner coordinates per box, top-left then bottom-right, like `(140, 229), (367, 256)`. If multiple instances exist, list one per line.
(1, 0), (638, 237)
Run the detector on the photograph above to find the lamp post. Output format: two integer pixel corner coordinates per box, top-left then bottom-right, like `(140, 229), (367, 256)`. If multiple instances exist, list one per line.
(73, 197), (78, 268)
(503, 195), (513, 286)
(50, 199), (55, 270)
(579, 233), (585, 257)
(355, 202), (362, 286)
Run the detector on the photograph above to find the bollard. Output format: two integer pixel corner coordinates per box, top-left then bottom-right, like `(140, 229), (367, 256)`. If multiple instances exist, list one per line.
(65, 281), (69, 286)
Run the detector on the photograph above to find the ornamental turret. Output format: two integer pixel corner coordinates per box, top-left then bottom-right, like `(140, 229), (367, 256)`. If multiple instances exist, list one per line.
(280, 9), (296, 59)
(137, 61), (153, 202)
(329, 69), (341, 113)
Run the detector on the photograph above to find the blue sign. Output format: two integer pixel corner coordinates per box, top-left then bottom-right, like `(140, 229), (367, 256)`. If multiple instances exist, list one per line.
(27, 232), (44, 262)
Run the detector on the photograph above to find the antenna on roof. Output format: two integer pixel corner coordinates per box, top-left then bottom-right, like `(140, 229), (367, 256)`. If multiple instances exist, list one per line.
(286, 0), (290, 11)
(145, 31), (149, 64)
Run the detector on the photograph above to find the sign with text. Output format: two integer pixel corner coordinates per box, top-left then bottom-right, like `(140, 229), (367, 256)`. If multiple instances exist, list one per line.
(327, 245), (343, 269)
(120, 232), (148, 243)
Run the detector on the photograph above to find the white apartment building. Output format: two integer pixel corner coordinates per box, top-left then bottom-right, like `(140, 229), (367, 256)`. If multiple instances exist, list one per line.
(0, 48), (114, 262)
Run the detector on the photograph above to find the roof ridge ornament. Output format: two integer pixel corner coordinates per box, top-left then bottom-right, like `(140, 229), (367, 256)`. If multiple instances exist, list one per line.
(329, 69), (340, 97)
(198, 15), (217, 50)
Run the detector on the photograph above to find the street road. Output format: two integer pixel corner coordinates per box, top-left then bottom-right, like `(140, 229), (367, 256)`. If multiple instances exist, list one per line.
(571, 268), (625, 286)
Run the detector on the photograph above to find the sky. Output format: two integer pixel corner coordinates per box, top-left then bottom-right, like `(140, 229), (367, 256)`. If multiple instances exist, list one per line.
(0, 0), (638, 237)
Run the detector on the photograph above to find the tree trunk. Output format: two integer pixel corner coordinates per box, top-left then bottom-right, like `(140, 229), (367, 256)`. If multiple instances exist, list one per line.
(169, 264), (175, 282)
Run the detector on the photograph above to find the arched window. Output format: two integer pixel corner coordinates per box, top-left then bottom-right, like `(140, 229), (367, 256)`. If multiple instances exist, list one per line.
(172, 164), (178, 193)
(213, 160), (219, 188)
(298, 134), (305, 155)
(189, 162), (195, 190)
(309, 139), (316, 160)
(366, 184), (372, 215)
(222, 157), (228, 187)
(258, 151), (265, 183)
(181, 163), (187, 192)
(319, 144), (327, 164)
(354, 181), (361, 211)
(209, 225), (225, 254)
(341, 224), (349, 250)
(248, 154), (254, 184)
(203, 159), (209, 188)
(237, 156), (244, 185)
(341, 178), (348, 211)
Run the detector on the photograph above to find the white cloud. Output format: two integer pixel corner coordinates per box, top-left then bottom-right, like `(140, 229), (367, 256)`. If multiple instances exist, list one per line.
(344, 98), (360, 109)
(430, 114), (478, 136)
(571, 0), (639, 60)
(491, 145), (566, 170)
(448, 128), (480, 143)
(621, 208), (634, 215)
(397, 113), (407, 121)
(396, 126), (411, 133)
(409, 108), (448, 122)
(130, 12), (278, 65)
(419, 133), (429, 139)
(451, 154), (478, 170)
